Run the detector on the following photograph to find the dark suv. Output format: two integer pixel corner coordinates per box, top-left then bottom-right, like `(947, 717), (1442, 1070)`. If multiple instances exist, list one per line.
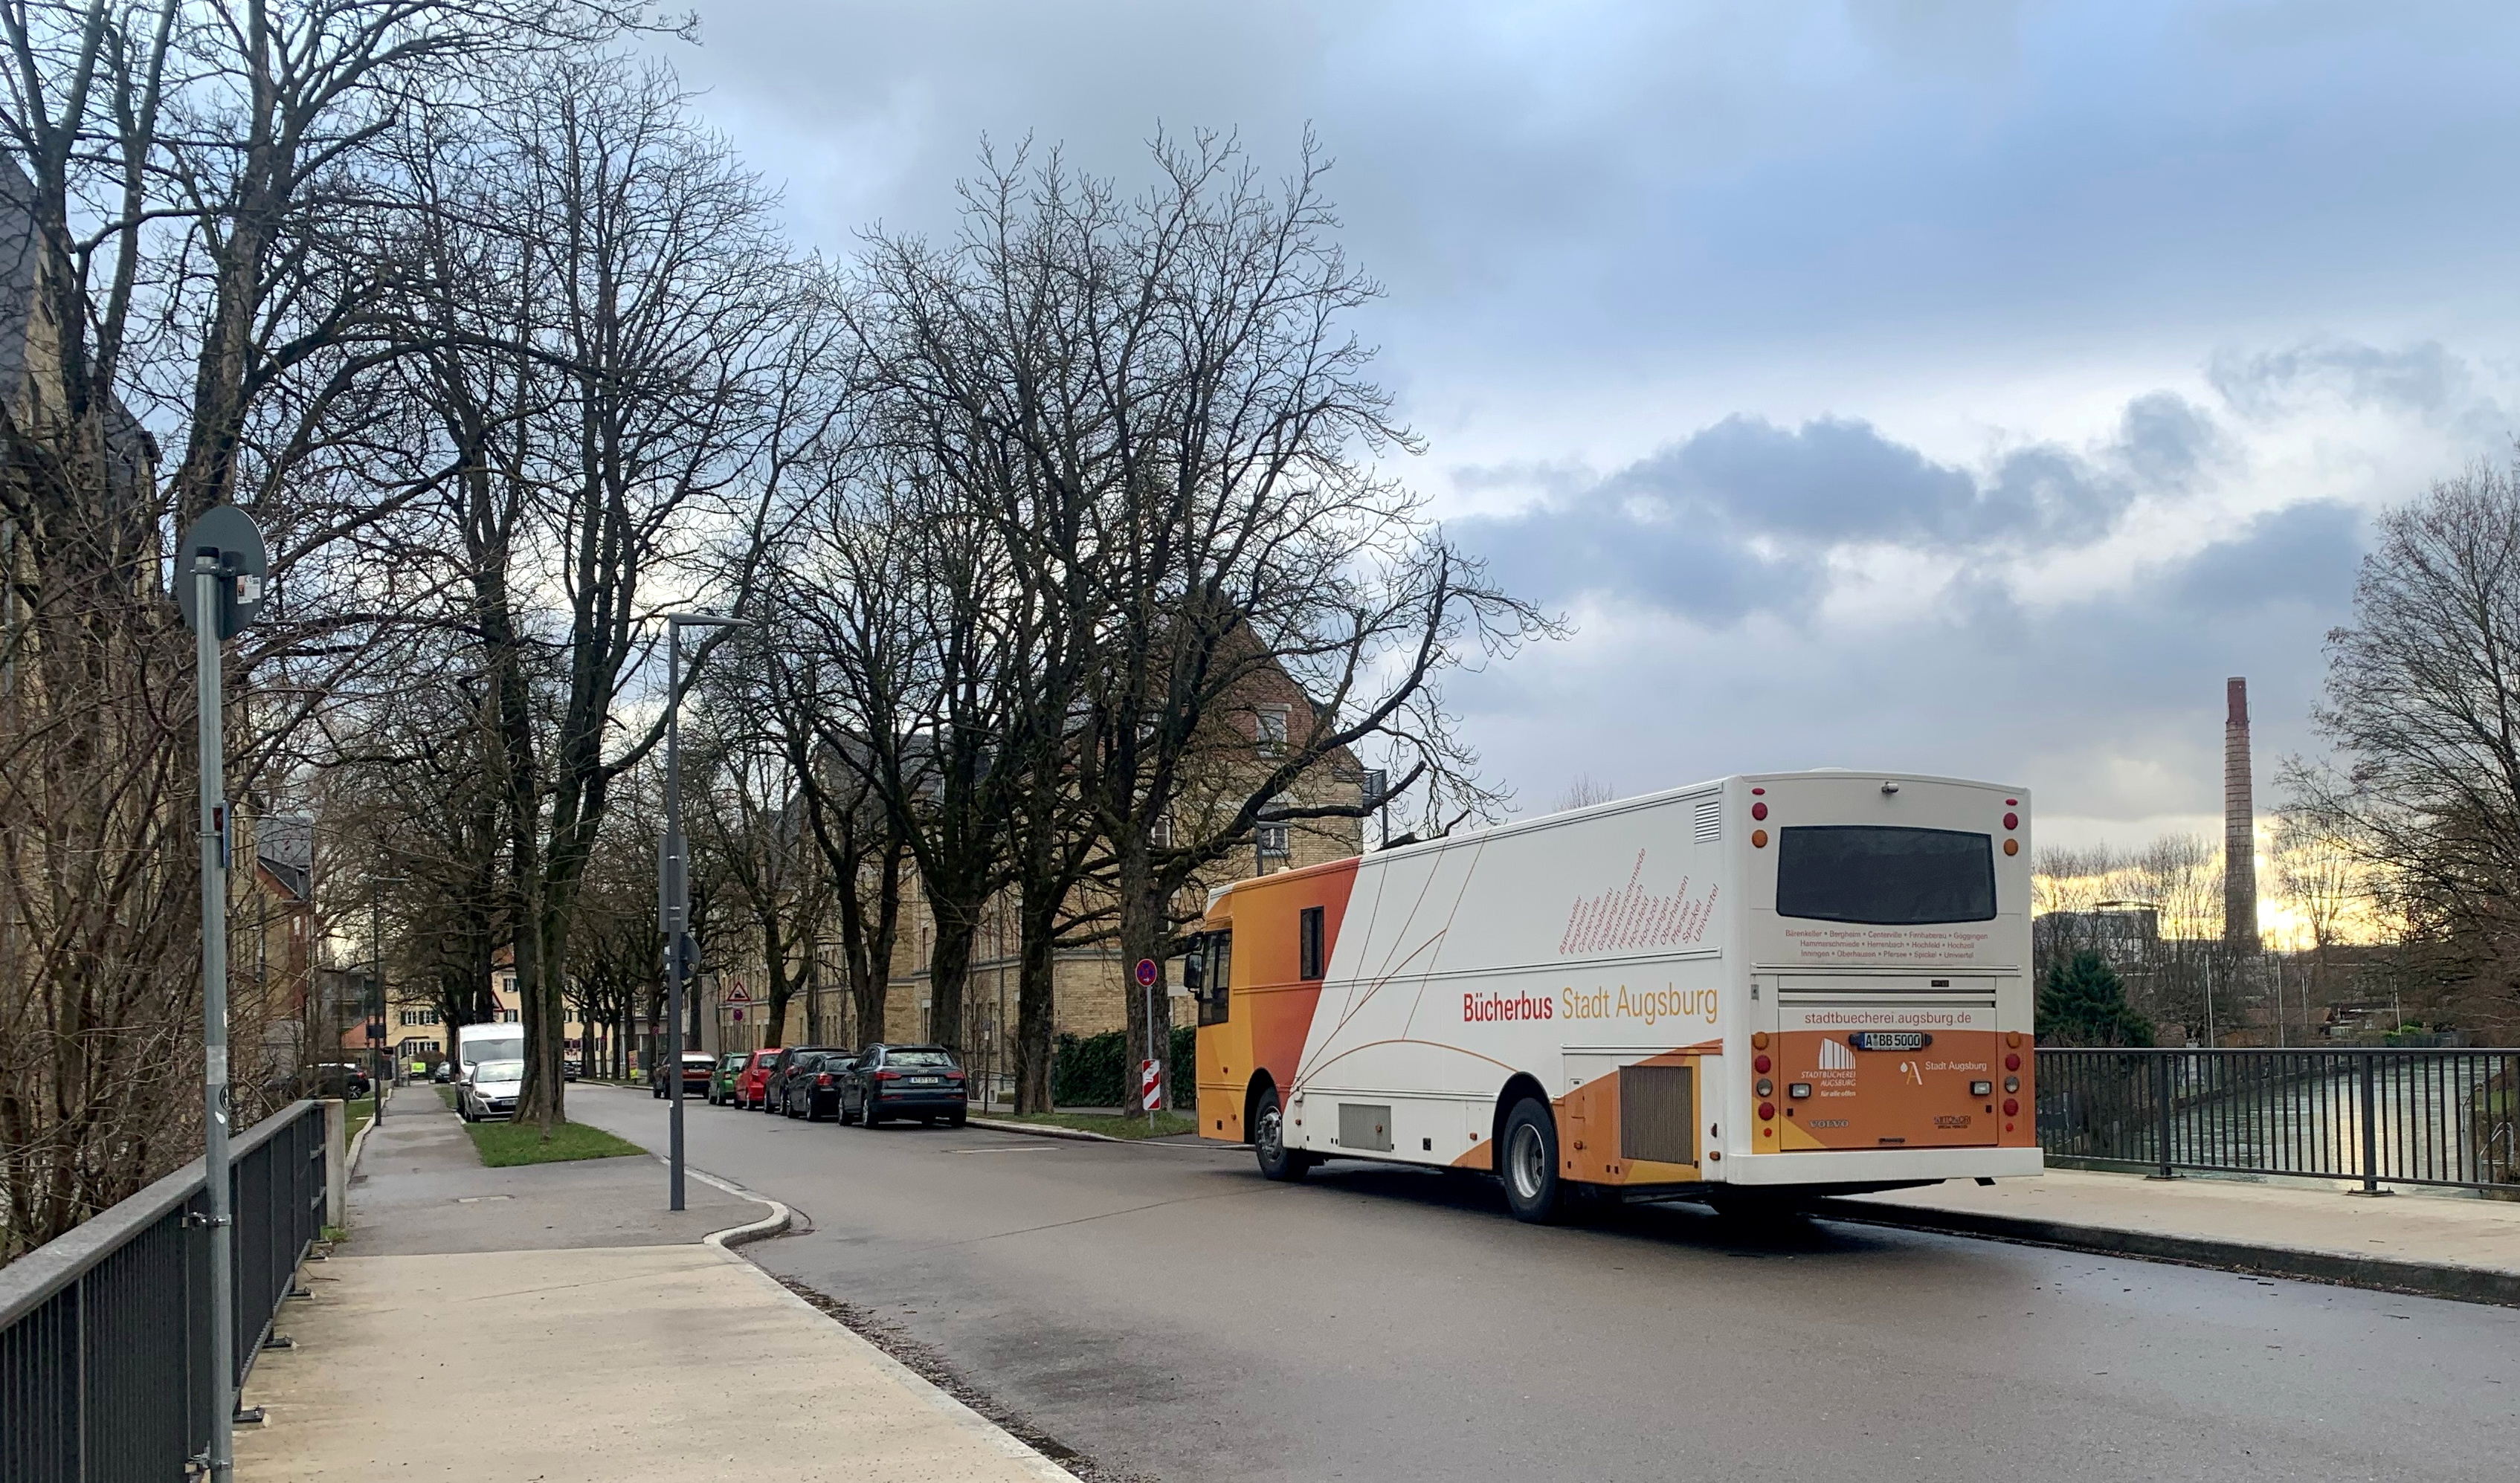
(779, 1051), (853, 1121)
(842, 1044), (967, 1128)
(762, 1045), (843, 1114)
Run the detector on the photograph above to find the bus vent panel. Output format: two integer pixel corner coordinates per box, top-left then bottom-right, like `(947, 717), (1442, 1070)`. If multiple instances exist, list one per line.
(1620, 1064), (1695, 1165)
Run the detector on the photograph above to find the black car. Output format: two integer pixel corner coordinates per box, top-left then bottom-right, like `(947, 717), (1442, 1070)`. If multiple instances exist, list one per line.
(311, 1062), (373, 1099)
(841, 1044), (967, 1128)
(761, 1044), (843, 1114)
(780, 1052), (853, 1121)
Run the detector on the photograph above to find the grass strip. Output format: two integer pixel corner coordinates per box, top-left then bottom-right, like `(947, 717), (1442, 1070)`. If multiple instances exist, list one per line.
(344, 1096), (376, 1146)
(984, 1110), (1199, 1140)
(463, 1118), (646, 1166)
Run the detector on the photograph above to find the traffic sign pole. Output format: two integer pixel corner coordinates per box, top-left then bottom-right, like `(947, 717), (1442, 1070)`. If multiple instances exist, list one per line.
(180, 505), (265, 1483)
(193, 556), (236, 1481)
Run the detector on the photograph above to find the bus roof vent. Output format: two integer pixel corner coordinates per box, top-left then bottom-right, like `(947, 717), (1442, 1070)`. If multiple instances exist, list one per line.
(1692, 798), (1722, 843)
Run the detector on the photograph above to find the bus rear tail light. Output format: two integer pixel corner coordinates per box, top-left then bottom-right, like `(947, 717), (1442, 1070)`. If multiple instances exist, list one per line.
(1750, 801), (1767, 820)
(2002, 1098), (2019, 1117)
(1753, 1053), (1771, 1074)
(1758, 1101), (1776, 1121)
(2005, 1053), (2021, 1071)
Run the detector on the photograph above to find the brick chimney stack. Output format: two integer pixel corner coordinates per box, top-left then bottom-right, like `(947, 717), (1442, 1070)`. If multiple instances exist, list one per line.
(2223, 676), (2258, 950)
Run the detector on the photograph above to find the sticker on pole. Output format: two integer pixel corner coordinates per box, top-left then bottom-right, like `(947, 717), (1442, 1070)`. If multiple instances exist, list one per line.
(1139, 1059), (1162, 1111)
(1134, 957), (1157, 988)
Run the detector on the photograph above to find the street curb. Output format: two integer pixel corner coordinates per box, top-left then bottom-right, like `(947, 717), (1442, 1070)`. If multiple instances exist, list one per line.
(964, 1116), (1124, 1144)
(345, 1114), (377, 1176)
(689, 1166), (792, 1250)
(1817, 1199), (2520, 1308)
(964, 1114), (1248, 1150)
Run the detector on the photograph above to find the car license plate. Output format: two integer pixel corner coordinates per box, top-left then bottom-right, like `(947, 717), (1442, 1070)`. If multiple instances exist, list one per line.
(911, 1076), (941, 1086)
(1846, 1031), (1932, 1052)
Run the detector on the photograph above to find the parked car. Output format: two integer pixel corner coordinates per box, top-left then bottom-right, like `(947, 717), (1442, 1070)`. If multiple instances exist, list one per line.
(761, 1045), (842, 1113)
(311, 1062), (373, 1099)
(431, 1062), (454, 1085)
(460, 1056), (523, 1122)
(779, 1052), (854, 1121)
(652, 1050), (718, 1099)
(707, 1052), (747, 1105)
(841, 1044), (967, 1128)
(733, 1048), (782, 1111)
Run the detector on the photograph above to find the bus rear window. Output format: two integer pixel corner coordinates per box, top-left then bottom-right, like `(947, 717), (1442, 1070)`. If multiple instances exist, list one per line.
(1774, 826), (1997, 925)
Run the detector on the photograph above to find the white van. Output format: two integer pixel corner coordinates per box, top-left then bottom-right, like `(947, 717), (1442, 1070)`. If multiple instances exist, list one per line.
(1190, 770), (2040, 1221)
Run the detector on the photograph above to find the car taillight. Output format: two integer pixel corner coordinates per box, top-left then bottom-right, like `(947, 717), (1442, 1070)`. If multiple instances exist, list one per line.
(944, 1072), (964, 1082)
(816, 1073), (832, 1088)
(876, 1069), (901, 1081)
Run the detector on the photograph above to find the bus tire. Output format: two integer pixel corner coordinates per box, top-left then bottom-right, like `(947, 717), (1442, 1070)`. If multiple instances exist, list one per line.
(1253, 1088), (1309, 1182)
(1499, 1099), (1566, 1224)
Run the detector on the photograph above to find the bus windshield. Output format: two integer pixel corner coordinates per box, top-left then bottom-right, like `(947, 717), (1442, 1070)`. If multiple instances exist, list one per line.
(1774, 825), (1996, 925)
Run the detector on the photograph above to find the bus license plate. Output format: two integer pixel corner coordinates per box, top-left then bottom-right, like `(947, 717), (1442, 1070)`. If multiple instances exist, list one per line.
(1847, 1031), (1932, 1051)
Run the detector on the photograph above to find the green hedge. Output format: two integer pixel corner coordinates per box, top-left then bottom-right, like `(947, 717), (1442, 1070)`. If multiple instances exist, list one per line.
(1051, 1027), (1198, 1108)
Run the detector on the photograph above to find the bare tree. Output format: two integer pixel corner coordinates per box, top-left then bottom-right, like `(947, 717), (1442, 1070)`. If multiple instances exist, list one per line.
(2289, 459), (2520, 1037)
(0, 0), (648, 1253)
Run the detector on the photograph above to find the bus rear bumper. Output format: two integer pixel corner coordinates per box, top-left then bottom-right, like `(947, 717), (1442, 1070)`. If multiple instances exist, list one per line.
(1721, 1146), (2043, 1186)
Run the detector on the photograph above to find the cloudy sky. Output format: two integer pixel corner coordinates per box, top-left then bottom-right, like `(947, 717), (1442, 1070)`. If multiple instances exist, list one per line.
(660, 1), (2520, 850)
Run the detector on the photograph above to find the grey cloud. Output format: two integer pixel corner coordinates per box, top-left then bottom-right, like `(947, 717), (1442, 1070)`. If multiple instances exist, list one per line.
(1457, 398), (2193, 619)
(1455, 496), (2362, 824)
(2113, 391), (2224, 486)
(2209, 339), (2473, 421)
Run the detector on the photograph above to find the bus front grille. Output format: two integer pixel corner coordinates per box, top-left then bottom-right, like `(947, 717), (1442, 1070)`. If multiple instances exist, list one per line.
(1620, 1064), (1695, 1166)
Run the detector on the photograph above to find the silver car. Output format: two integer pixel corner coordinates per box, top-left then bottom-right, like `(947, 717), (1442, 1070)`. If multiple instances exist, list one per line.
(459, 1057), (523, 1122)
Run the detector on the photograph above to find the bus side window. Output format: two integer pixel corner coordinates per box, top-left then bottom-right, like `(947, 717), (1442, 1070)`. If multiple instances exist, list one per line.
(1198, 931), (1233, 1026)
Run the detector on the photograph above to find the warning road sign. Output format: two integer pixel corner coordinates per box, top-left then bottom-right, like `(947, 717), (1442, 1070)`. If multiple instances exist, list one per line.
(1140, 1059), (1162, 1111)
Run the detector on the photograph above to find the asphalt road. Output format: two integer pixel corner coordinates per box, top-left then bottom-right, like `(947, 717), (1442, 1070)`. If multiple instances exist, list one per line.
(567, 1086), (2516, 1483)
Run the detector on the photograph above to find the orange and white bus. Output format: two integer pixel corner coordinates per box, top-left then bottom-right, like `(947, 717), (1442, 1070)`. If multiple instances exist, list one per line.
(1188, 770), (2040, 1221)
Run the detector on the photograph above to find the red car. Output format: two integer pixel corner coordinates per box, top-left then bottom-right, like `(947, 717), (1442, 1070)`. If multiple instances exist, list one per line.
(732, 1048), (781, 1111)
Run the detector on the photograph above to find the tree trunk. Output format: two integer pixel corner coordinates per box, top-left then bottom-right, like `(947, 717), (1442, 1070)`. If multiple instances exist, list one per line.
(1013, 887), (1060, 1114)
(1116, 846), (1178, 1111)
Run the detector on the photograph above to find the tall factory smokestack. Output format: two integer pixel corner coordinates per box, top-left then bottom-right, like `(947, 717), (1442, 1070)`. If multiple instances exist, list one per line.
(2223, 677), (2258, 950)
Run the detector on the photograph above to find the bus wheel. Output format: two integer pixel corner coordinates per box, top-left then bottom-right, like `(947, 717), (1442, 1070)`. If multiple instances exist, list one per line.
(1254, 1089), (1309, 1182)
(1500, 1099), (1566, 1224)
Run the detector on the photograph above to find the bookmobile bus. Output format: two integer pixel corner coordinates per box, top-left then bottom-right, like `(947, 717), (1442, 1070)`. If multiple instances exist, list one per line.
(1188, 770), (2040, 1221)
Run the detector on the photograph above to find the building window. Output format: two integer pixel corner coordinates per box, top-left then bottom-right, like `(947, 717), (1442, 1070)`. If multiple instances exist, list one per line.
(497, 1008), (519, 1024)
(1299, 906), (1324, 981)
(1149, 814), (1173, 850)
(398, 1008), (439, 1027)
(1256, 821), (1290, 863)
(1255, 704), (1289, 756)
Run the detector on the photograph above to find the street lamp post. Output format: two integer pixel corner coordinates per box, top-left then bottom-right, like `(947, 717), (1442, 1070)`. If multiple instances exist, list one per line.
(371, 876), (404, 1122)
(662, 612), (745, 1211)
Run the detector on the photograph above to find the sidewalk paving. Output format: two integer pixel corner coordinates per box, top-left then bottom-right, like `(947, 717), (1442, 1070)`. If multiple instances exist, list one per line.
(234, 1085), (1074, 1482)
(1828, 1166), (2520, 1305)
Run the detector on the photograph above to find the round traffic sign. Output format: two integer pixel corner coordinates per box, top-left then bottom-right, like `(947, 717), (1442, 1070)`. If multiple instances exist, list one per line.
(1134, 957), (1158, 988)
(175, 505), (269, 639)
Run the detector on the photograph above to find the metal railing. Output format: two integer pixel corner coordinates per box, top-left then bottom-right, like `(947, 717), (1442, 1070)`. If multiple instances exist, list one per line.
(1, 1100), (328, 1482)
(2037, 1047), (2520, 1192)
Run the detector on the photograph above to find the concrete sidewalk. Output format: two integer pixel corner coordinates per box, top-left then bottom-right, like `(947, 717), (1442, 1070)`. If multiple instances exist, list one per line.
(1826, 1166), (2520, 1305)
(235, 1085), (1074, 1482)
